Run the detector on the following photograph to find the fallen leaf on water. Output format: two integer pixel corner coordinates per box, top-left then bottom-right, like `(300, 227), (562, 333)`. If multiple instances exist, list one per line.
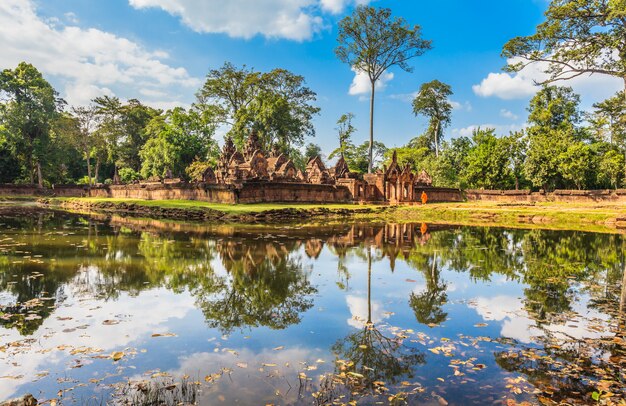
(151, 333), (177, 338)
(110, 351), (124, 361)
(273, 346), (284, 351)
(262, 363), (277, 367)
(102, 320), (119, 325)
(474, 323), (488, 328)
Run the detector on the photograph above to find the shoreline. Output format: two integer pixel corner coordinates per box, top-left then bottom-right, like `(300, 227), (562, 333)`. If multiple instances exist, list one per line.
(2, 196), (625, 234)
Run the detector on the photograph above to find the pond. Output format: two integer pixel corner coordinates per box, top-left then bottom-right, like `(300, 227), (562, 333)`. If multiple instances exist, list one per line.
(0, 206), (625, 405)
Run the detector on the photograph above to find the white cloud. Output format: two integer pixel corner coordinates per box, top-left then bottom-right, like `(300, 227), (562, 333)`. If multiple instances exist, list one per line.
(452, 123), (527, 137)
(500, 109), (518, 120)
(320, 0), (370, 14)
(346, 294), (390, 328)
(0, 0), (200, 106)
(473, 57), (622, 103)
(349, 68), (394, 97)
(130, 0), (323, 41)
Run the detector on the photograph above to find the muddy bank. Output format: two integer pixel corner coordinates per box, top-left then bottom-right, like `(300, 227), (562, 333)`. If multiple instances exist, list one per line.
(39, 198), (386, 223)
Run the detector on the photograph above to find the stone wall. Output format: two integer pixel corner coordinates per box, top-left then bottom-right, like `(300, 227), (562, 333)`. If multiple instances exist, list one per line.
(236, 181), (353, 203)
(0, 184), (50, 196)
(416, 187), (464, 203)
(89, 183), (238, 204)
(465, 189), (626, 203)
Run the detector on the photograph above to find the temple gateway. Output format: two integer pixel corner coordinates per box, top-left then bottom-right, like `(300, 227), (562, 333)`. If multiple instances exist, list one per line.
(198, 131), (458, 204)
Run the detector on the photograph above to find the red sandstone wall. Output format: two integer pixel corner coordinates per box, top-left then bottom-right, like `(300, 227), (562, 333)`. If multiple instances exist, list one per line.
(465, 189), (626, 203)
(88, 183), (238, 203)
(237, 182), (353, 203)
(417, 187), (464, 203)
(0, 184), (53, 196)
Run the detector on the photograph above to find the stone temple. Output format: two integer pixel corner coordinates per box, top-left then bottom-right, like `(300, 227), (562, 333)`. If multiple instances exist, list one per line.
(197, 131), (456, 204)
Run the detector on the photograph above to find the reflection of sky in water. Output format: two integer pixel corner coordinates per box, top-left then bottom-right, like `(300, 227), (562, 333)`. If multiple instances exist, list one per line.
(0, 210), (623, 404)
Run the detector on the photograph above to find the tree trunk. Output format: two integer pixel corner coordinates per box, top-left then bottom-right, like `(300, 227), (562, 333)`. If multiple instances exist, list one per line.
(95, 157), (100, 185)
(367, 247), (372, 324)
(36, 162), (43, 188)
(86, 154), (92, 187)
(515, 176), (519, 191)
(29, 157), (35, 185)
(618, 260), (626, 334)
(368, 80), (375, 174)
(434, 120), (440, 158)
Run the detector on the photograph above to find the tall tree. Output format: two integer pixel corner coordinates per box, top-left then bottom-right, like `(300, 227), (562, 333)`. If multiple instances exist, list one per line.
(502, 0), (626, 99)
(198, 63), (319, 150)
(140, 107), (217, 180)
(589, 92), (626, 146)
(524, 86), (583, 190)
(69, 105), (99, 186)
(336, 6), (431, 173)
(412, 80), (453, 157)
(0, 62), (63, 186)
(328, 113), (356, 160)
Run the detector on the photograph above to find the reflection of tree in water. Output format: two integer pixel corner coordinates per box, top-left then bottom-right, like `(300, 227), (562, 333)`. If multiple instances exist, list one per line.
(409, 254), (448, 326)
(327, 249), (425, 403)
(191, 239), (316, 333)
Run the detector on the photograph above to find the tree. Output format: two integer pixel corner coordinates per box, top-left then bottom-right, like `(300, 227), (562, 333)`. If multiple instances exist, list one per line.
(336, 6), (431, 173)
(502, 0), (626, 100)
(198, 63), (320, 150)
(462, 128), (514, 189)
(412, 80), (453, 157)
(69, 105), (99, 186)
(328, 113), (356, 160)
(0, 62), (63, 186)
(304, 143), (322, 160)
(597, 148), (625, 188)
(524, 86), (582, 190)
(349, 141), (388, 173)
(589, 93), (626, 146)
(140, 107), (217, 180)
(558, 142), (593, 189)
(504, 131), (528, 190)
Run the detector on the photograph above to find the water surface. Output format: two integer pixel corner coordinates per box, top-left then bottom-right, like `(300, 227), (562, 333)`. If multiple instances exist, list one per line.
(0, 206), (624, 405)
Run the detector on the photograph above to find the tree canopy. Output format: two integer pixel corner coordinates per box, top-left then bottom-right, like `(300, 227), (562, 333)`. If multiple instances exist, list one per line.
(336, 5), (431, 173)
(502, 0), (626, 99)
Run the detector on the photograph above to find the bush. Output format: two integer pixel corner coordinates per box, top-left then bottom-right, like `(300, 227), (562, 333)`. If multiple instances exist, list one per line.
(119, 168), (140, 184)
(104, 178), (113, 185)
(185, 160), (211, 182)
(76, 176), (94, 185)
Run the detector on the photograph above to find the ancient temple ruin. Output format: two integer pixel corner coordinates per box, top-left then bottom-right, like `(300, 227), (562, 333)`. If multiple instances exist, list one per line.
(198, 131), (449, 204)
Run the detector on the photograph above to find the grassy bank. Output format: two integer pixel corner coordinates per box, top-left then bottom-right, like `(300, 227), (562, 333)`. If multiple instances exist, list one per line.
(379, 201), (626, 233)
(36, 197), (626, 233)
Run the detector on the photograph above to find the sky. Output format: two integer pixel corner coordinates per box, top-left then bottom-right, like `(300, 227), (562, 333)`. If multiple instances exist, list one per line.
(0, 0), (622, 156)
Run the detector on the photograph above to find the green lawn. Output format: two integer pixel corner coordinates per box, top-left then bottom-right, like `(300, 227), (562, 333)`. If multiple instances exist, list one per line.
(54, 197), (378, 214)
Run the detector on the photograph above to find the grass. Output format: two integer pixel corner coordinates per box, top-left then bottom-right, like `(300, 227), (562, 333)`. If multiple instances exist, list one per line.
(49, 197), (378, 214)
(29, 197), (626, 233)
(380, 201), (626, 233)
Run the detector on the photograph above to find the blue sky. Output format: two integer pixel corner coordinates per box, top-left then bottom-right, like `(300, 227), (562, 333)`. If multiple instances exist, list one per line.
(0, 0), (622, 155)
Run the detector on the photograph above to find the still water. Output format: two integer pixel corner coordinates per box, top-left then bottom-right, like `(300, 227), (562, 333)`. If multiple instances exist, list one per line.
(0, 206), (625, 405)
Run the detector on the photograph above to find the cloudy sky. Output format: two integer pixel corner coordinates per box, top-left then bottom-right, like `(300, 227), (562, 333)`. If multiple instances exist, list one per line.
(0, 0), (622, 154)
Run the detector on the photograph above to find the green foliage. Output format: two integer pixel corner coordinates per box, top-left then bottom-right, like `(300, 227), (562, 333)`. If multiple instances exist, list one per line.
(0, 62), (63, 185)
(328, 113), (356, 160)
(462, 128), (515, 189)
(502, 0), (626, 97)
(185, 160), (212, 182)
(304, 143), (322, 160)
(336, 5), (431, 172)
(524, 86), (582, 190)
(346, 141), (388, 173)
(140, 107), (217, 180)
(596, 148), (625, 189)
(198, 63), (319, 151)
(558, 142), (593, 190)
(119, 167), (140, 183)
(412, 80), (453, 157)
